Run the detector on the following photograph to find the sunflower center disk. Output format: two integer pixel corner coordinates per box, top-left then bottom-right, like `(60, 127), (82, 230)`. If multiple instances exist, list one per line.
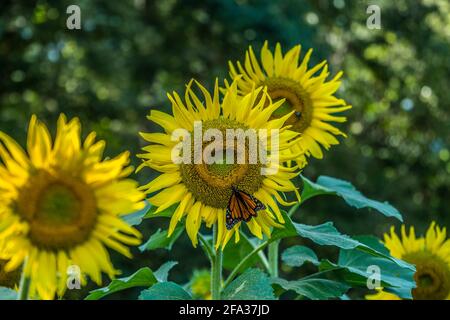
(17, 170), (97, 250)
(206, 160), (237, 177)
(404, 251), (450, 300)
(263, 77), (313, 134)
(180, 119), (264, 208)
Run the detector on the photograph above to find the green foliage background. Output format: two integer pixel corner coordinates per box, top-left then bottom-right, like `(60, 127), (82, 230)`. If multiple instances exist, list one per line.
(1, 0), (449, 299)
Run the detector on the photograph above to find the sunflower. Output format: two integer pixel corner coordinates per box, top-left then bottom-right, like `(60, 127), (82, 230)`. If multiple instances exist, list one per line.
(366, 222), (450, 300)
(0, 114), (145, 299)
(227, 41), (351, 165)
(138, 79), (301, 249)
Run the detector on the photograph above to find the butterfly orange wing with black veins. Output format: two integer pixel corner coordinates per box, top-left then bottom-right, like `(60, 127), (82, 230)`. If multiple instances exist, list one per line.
(226, 187), (266, 230)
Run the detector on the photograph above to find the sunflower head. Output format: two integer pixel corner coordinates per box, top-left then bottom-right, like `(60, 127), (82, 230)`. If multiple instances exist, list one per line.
(139, 79), (301, 249)
(366, 222), (450, 300)
(227, 41), (352, 164)
(0, 114), (145, 299)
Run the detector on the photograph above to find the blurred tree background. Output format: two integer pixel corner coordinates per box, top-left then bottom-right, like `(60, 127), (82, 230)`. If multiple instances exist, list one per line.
(0, 0), (449, 299)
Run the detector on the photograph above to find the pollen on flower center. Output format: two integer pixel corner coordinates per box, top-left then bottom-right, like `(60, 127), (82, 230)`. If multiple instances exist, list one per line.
(37, 184), (81, 224)
(180, 118), (264, 208)
(16, 169), (97, 250)
(403, 251), (450, 300)
(263, 77), (313, 134)
(206, 162), (235, 176)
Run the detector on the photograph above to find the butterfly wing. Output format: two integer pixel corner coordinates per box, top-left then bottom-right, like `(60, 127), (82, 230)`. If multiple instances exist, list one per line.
(225, 190), (241, 230)
(251, 195), (266, 211)
(236, 190), (262, 222)
(225, 189), (266, 230)
(225, 207), (240, 230)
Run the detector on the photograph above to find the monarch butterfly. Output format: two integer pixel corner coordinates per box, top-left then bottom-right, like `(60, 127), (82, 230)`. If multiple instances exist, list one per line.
(225, 186), (266, 230)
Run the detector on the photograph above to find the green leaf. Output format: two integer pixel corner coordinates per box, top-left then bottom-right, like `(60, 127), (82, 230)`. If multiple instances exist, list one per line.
(273, 211), (368, 250)
(85, 267), (157, 300)
(0, 287), (17, 300)
(297, 222), (414, 270)
(85, 262), (178, 300)
(319, 259), (375, 287)
(301, 177), (334, 202)
(272, 276), (350, 300)
(222, 268), (275, 300)
(270, 211), (297, 242)
(320, 237), (416, 299)
(154, 261), (178, 282)
(294, 222), (361, 250)
(144, 204), (178, 219)
(301, 175), (402, 221)
(123, 202), (177, 227)
(272, 211), (413, 272)
(281, 245), (319, 267)
(122, 201), (151, 226)
(354, 235), (390, 255)
(139, 225), (184, 252)
(139, 282), (192, 300)
(223, 234), (262, 271)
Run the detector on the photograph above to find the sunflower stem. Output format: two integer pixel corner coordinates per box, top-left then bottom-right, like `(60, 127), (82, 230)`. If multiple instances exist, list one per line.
(18, 258), (31, 300)
(222, 240), (269, 288)
(288, 202), (300, 217)
(198, 233), (214, 263)
(268, 240), (279, 278)
(211, 223), (222, 300)
(240, 231), (270, 273)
